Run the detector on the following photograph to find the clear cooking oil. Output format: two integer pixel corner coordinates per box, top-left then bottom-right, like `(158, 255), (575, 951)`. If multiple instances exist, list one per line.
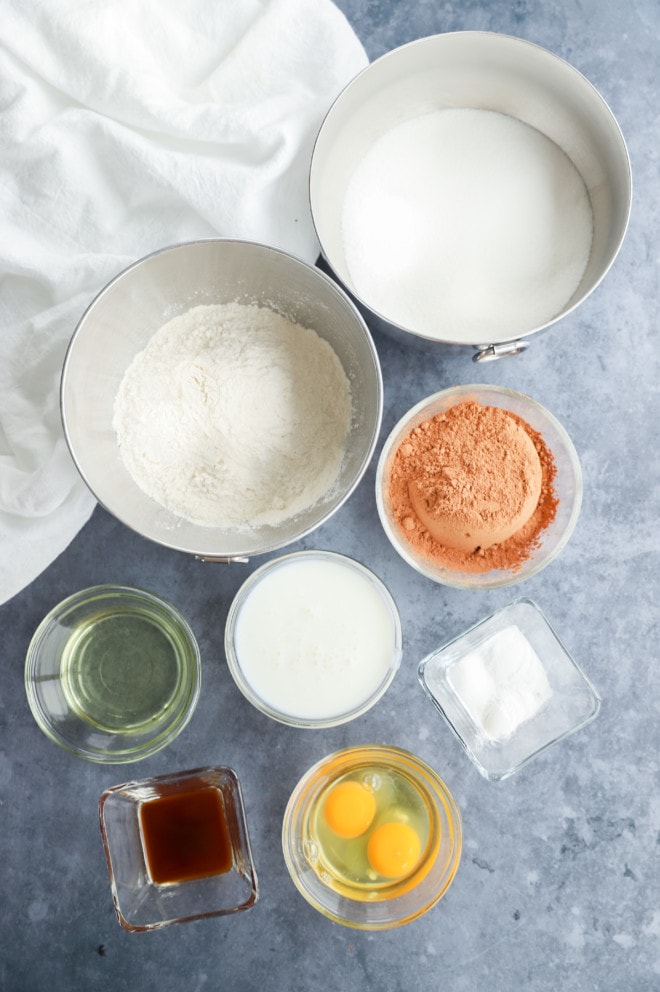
(60, 603), (185, 733)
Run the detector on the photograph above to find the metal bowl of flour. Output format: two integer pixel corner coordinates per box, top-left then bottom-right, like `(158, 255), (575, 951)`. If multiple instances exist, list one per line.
(61, 239), (383, 560)
(310, 31), (631, 360)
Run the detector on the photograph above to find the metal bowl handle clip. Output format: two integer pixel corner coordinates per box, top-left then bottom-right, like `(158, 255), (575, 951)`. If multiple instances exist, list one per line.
(472, 340), (530, 362)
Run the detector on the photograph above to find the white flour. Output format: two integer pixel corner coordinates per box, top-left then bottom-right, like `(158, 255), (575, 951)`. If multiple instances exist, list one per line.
(113, 303), (352, 528)
(341, 108), (594, 342)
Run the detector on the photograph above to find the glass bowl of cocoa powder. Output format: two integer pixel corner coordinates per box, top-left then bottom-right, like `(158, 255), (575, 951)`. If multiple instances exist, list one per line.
(375, 385), (582, 589)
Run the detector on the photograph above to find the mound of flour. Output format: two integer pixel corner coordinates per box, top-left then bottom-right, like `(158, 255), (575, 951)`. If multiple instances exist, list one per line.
(113, 303), (352, 528)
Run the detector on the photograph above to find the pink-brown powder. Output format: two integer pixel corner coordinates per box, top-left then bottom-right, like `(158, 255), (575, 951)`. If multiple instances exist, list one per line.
(387, 400), (559, 574)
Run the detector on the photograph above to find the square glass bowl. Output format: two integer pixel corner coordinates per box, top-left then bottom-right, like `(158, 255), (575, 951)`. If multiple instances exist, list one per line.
(418, 599), (600, 781)
(99, 767), (258, 931)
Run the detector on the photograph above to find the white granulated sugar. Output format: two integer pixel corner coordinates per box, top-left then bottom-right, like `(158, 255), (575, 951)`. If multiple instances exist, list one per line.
(341, 108), (594, 342)
(113, 303), (352, 528)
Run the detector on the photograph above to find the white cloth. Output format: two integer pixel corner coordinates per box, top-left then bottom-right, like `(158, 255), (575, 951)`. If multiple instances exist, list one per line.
(0, 0), (367, 605)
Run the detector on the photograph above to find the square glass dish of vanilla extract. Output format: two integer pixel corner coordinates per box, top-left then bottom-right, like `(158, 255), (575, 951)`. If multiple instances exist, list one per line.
(418, 599), (601, 781)
(99, 767), (258, 931)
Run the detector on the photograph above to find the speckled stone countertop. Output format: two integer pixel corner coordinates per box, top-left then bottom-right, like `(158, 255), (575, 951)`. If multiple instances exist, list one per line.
(1, 1), (658, 990)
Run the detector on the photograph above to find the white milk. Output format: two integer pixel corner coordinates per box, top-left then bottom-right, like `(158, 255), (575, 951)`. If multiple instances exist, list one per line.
(232, 556), (400, 722)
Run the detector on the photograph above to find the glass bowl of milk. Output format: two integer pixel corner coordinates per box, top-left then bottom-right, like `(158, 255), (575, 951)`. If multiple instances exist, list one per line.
(224, 551), (402, 728)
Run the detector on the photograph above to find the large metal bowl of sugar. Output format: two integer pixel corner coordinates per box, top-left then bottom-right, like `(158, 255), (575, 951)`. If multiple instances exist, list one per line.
(60, 239), (383, 561)
(310, 31), (632, 361)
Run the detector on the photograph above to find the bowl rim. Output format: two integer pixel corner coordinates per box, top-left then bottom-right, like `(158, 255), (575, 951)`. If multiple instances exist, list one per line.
(224, 549), (403, 728)
(375, 384), (583, 589)
(60, 237), (384, 560)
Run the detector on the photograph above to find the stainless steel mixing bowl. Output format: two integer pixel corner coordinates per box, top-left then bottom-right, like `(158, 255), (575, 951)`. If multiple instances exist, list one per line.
(61, 239), (383, 560)
(310, 31), (632, 360)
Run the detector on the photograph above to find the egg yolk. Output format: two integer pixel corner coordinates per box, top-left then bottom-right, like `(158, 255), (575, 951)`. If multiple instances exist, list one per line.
(367, 821), (422, 879)
(323, 780), (377, 839)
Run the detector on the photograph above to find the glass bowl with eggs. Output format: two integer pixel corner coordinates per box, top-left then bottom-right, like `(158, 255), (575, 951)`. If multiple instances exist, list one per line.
(282, 745), (462, 930)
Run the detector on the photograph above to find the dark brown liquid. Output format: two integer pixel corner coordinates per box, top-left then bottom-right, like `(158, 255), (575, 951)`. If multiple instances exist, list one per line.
(140, 786), (232, 884)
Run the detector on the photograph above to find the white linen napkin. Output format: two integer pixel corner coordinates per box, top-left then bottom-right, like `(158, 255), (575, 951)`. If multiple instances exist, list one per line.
(0, 0), (367, 605)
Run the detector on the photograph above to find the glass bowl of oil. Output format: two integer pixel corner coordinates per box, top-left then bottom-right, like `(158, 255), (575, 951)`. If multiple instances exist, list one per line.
(99, 766), (259, 931)
(25, 584), (201, 763)
(282, 745), (462, 930)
